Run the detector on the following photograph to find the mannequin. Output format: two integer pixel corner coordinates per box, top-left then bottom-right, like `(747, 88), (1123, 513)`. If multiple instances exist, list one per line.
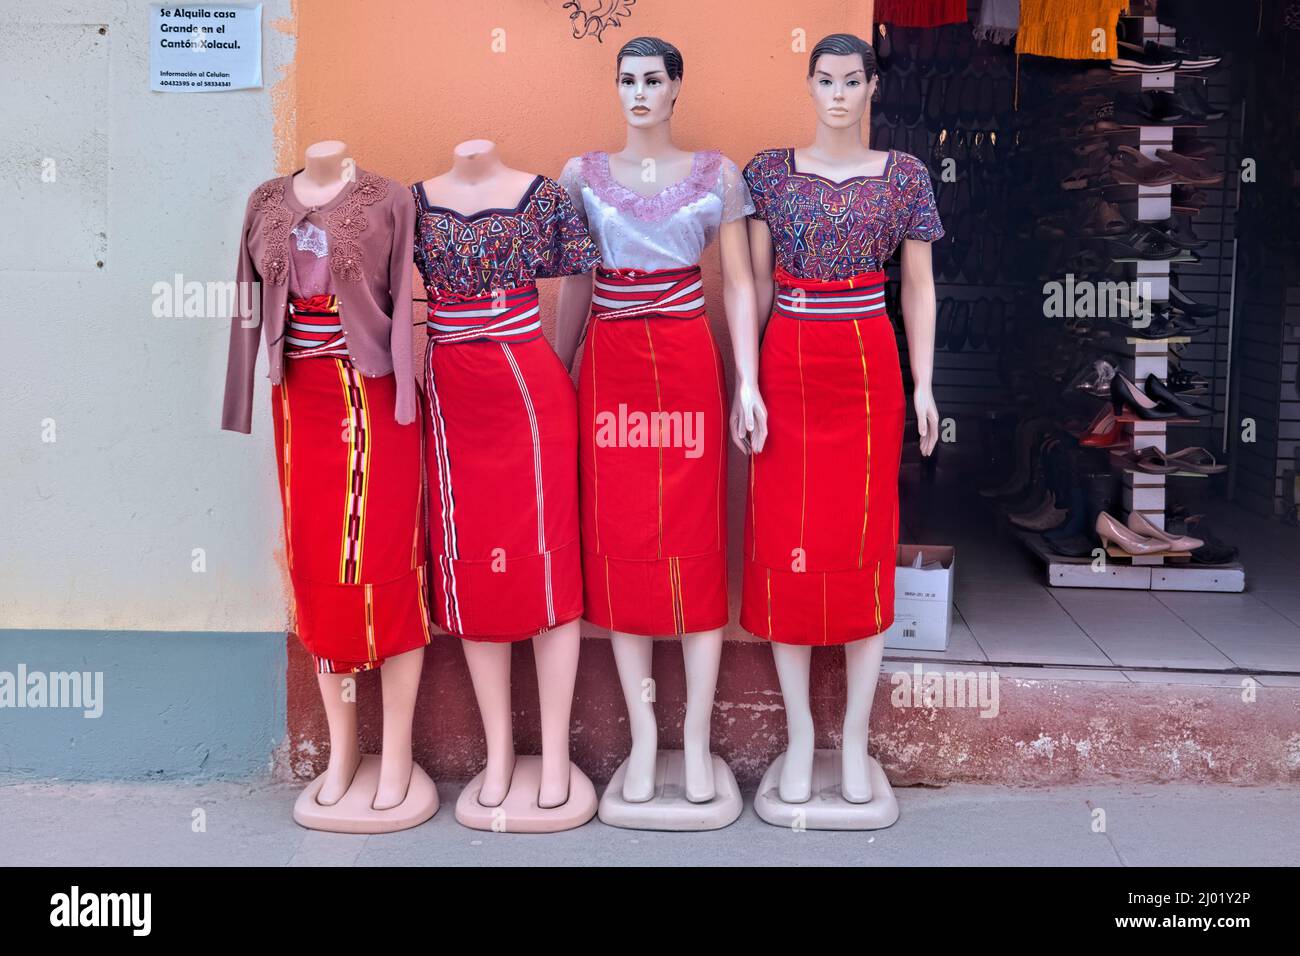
(555, 36), (763, 828)
(224, 139), (437, 832)
(412, 140), (600, 831)
(740, 35), (942, 826)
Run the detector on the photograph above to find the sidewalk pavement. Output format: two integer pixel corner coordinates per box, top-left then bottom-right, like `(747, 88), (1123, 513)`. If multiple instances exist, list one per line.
(2, 779), (1297, 866)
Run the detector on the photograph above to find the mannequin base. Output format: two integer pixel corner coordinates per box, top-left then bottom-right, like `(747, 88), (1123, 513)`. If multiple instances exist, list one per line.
(454, 756), (597, 833)
(753, 750), (899, 831)
(597, 751), (743, 831)
(292, 754), (439, 834)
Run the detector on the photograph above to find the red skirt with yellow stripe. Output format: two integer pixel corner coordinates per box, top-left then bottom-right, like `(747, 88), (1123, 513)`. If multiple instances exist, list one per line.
(578, 265), (729, 636)
(271, 298), (432, 673)
(741, 270), (905, 645)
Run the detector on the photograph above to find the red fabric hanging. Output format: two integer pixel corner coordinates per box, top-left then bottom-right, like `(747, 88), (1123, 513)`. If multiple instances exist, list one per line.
(875, 0), (968, 28)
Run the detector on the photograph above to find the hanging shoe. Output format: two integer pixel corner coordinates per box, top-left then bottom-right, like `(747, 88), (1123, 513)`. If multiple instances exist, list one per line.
(1168, 281), (1217, 317)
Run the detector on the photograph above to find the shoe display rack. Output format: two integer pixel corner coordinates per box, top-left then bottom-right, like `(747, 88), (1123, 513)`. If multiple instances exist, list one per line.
(1107, 16), (1242, 591)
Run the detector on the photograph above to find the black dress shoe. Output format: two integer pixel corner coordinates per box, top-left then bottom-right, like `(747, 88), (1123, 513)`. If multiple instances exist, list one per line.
(1144, 373), (1212, 417)
(1168, 281), (1216, 317)
(1111, 372), (1179, 419)
(1144, 215), (1207, 249)
(1113, 90), (1186, 125)
(901, 69), (924, 127)
(925, 74), (947, 131)
(948, 300), (971, 352)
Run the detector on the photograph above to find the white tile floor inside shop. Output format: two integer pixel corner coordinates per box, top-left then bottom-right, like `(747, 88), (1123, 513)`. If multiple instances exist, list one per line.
(890, 468), (1300, 681)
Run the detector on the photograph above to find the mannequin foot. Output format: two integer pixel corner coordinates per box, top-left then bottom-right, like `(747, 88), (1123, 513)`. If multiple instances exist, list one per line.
(778, 743), (814, 804)
(538, 758), (572, 810)
(373, 751), (414, 811)
(477, 752), (516, 809)
(841, 734), (874, 804)
(683, 741), (716, 804)
(315, 748), (362, 807)
(621, 732), (658, 803)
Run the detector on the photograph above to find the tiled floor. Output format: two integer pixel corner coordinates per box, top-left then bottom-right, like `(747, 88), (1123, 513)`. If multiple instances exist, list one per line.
(890, 467), (1300, 677)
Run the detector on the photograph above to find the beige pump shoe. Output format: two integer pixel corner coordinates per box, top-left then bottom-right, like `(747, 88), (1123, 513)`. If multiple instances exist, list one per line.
(1125, 510), (1203, 552)
(1095, 511), (1170, 555)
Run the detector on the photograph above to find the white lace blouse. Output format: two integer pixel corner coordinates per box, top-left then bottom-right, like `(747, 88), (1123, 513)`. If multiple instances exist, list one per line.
(558, 150), (754, 272)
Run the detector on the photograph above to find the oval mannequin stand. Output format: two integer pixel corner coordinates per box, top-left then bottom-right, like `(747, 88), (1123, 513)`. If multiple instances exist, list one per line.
(598, 750), (743, 831)
(454, 756), (597, 833)
(293, 754), (440, 834)
(753, 750), (899, 830)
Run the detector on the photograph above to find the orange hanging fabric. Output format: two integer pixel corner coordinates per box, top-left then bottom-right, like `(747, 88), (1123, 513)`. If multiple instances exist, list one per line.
(874, 0), (968, 28)
(1016, 0), (1131, 59)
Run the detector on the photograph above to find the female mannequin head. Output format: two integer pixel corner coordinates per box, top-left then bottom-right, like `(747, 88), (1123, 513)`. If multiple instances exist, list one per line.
(806, 33), (878, 129)
(615, 35), (684, 127)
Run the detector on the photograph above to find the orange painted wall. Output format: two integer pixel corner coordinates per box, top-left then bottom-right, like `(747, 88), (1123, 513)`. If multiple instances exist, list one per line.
(284, 0), (874, 640)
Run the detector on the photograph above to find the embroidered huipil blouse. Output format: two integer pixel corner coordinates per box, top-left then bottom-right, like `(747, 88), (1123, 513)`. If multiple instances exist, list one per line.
(411, 175), (600, 300)
(557, 150), (754, 269)
(222, 169), (417, 433)
(742, 148), (944, 280)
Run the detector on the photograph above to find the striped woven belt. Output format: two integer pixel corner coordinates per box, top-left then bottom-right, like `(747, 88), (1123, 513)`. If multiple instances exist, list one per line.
(591, 265), (706, 321)
(427, 285), (541, 345)
(772, 267), (888, 322)
(286, 294), (348, 358)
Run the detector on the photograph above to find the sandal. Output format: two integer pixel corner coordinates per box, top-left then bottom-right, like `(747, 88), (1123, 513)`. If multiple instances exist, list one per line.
(1163, 446), (1227, 474)
(1121, 446), (1181, 474)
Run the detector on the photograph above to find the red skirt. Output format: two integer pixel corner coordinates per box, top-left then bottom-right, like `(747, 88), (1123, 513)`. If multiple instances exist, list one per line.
(424, 286), (582, 641)
(741, 270), (905, 645)
(578, 266), (728, 636)
(271, 352), (432, 673)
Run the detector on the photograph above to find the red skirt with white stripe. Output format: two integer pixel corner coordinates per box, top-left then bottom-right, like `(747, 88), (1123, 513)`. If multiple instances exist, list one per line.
(271, 351), (432, 673)
(423, 286), (582, 640)
(578, 265), (728, 636)
(740, 270), (905, 645)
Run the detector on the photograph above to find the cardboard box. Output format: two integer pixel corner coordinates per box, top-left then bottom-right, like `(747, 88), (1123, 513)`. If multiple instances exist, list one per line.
(882, 545), (956, 652)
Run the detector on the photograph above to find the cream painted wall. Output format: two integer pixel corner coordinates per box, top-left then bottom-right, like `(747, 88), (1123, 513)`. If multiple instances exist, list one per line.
(1, 0), (297, 630)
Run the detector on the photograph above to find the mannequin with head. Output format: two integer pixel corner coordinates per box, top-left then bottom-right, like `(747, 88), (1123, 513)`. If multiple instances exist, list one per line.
(742, 33), (942, 827)
(555, 36), (764, 829)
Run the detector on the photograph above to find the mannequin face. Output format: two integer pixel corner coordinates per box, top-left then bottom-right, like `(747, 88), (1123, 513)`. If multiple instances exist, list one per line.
(616, 55), (681, 126)
(806, 52), (875, 128)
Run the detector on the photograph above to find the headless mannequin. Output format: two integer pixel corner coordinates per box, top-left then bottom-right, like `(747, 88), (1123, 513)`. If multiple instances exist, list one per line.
(554, 54), (767, 806)
(747, 56), (940, 806)
(420, 140), (585, 813)
(290, 140), (434, 828)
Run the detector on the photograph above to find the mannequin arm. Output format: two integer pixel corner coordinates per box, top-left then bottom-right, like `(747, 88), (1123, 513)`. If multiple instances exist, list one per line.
(747, 217), (775, 338)
(900, 238), (939, 456)
(719, 217), (767, 452)
(555, 271), (594, 372)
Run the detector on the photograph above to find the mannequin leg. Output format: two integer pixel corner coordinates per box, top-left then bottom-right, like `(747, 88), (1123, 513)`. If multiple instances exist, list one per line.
(373, 646), (425, 810)
(314, 672), (361, 806)
(533, 619), (581, 809)
(771, 642), (815, 803)
(680, 627), (723, 803)
(460, 639), (515, 808)
(610, 631), (657, 803)
(841, 635), (886, 803)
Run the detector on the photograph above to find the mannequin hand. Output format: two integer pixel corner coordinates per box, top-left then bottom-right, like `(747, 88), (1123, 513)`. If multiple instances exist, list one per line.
(730, 380), (768, 454)
(914, 386), (940, 457)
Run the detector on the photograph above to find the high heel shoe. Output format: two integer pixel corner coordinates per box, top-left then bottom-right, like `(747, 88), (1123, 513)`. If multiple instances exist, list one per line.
(1125, 510), (1203, 551)
(1143, 373), (1211, 418)
(1095, 511), (1170, 555)
(1079, 408), (1126, 448)
(1111, 372), (1179, 420)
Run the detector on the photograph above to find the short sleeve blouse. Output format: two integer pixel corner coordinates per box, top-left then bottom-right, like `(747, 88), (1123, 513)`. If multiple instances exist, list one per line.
(558, 150), (754, 271)
(743, 148), (943, 280)
(411, 175), (601, 299)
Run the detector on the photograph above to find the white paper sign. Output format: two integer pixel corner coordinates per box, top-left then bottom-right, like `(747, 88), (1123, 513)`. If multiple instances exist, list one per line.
(149, 4), (262, 92)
